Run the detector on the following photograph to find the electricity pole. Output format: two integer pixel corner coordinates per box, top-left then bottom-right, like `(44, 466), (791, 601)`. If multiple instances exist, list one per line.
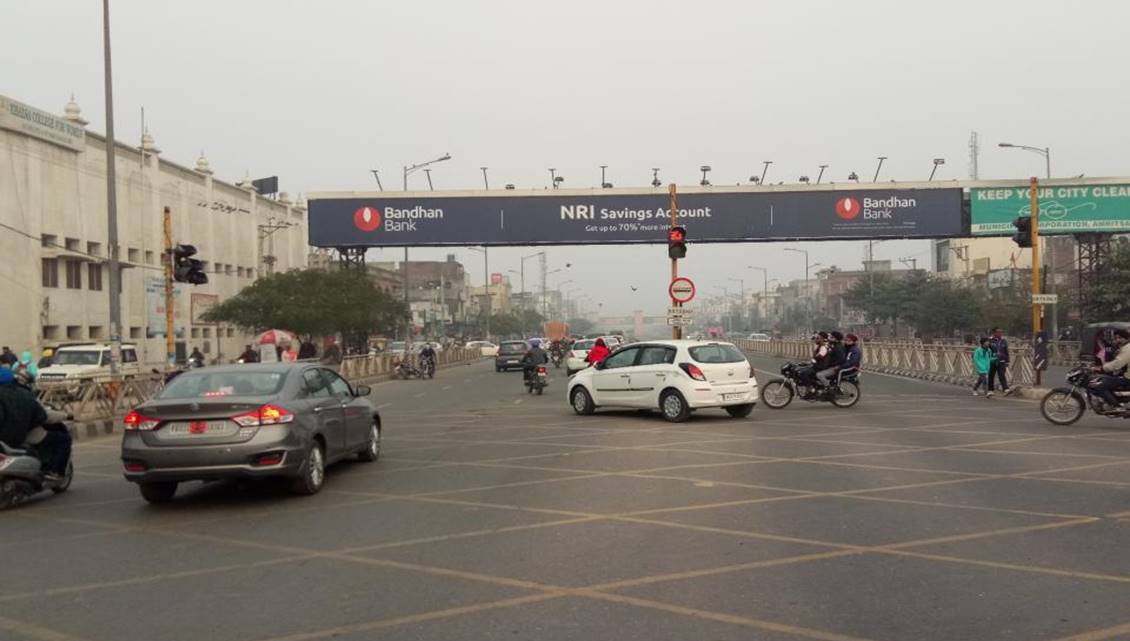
(103, 0), (122, 379)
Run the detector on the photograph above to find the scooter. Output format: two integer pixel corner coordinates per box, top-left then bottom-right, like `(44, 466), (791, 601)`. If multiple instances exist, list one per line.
(0, 405), (74, 510)
(525, 365), (549, 395)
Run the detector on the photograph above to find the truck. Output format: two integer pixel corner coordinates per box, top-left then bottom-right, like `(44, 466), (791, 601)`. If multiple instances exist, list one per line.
(543, 321), (569, 342)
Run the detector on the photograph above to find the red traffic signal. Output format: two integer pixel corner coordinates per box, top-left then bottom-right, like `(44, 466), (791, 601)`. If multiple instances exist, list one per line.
(668, 226), (687, 259)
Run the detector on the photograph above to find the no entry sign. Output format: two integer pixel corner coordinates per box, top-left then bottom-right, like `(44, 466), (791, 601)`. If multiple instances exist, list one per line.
(669, 277), (696, 304)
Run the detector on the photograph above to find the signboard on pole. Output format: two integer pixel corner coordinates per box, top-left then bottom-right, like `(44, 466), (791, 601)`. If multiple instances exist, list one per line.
(669, 277), (696, 304)
(971, 184), (1130, 235)
(1032, 294), (1059, 304)
(190, 293), (220, 325)
(145, 277), (184, 338)
(308, 187), (964, 247)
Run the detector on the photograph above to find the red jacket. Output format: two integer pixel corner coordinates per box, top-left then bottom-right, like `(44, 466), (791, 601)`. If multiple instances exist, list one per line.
(586, 342), (610, 365)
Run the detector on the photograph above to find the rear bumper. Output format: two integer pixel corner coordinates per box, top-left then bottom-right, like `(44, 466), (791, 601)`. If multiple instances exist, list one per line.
(120, 426), (306, 483)
(686, 382), (759, 409)
(495, 358), (525, 370)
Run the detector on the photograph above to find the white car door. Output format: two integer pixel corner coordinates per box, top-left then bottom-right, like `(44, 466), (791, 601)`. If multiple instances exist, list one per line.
(627, 345), (678, 407)
(589, 346), (641, 407)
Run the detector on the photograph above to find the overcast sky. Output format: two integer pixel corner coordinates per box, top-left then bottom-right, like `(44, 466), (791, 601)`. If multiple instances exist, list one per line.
(7, 0), (1130, 315)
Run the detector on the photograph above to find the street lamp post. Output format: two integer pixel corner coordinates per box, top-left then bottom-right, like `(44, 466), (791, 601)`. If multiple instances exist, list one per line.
(480, 167), (489, 190)
(403, 153), (451, 190)
(873, 156), (888, 182)
(760, 161), (773, 184)
(747, 266), (769, 326)
(468, 247), (490, 340)
(401, 153), (452, 343)
(785, 248), (815, 332)
(728, 277), (745, 331)
(520, 251), (545, 334)
(929, 158), (945, 181)
(102, 0), (122, 379)
(999, 142), (1056, 339)
(816, 165), (828, 184)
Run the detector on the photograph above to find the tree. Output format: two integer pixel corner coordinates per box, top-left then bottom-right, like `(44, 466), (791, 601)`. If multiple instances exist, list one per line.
(1086, 244), (1130, 322)
(202, 269), (407, 341)
(489, 312), (524, 338)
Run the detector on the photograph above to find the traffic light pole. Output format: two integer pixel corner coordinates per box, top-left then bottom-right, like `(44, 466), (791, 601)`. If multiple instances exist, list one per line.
(669, 184), (681, 340)
(1029, 177), (1042, 386)
(163, 206), (175, 368)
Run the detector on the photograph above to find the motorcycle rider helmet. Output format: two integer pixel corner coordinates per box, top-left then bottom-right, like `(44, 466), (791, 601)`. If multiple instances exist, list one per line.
(529, 339), (541, 348)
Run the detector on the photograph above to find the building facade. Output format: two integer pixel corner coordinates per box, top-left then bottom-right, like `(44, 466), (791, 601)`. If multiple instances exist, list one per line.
(0, 94), (308, 364)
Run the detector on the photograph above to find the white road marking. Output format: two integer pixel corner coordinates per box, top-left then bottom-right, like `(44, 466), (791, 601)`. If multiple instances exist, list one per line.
(413, 393), (425, 398)
(377, 403), (393, 409)
(442, 385), (452, 391)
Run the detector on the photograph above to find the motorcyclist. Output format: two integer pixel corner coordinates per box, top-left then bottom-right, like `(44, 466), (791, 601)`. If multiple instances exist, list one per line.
(585, 338), (611, 367)
(522, 339), (549, 382)
(797, 332), (829, 388)
(418, 343), (438, 376)
(188, 347), (205, 368)
(237, 345), (259, 363)
(816, 331), (847, 387)
(0, 367), (71, 480)
(1093, 329), (1130, 409)
(842, 334), (863, 374)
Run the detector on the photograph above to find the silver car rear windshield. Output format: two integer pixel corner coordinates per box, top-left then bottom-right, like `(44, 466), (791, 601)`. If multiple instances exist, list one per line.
(160, 371), (288, 399)
(689, 344), (746, 364)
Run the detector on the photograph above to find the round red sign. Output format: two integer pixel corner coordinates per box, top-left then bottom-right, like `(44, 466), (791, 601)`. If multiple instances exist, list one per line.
(353, 206), (382, 232)
(668, 277), (696, 303)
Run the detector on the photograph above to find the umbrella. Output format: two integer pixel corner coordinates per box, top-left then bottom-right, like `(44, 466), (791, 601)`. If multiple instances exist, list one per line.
(256, 329), (297, 346)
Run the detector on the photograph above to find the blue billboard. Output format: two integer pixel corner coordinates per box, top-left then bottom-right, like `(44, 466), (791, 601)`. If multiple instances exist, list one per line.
(308, 187), (964, 247)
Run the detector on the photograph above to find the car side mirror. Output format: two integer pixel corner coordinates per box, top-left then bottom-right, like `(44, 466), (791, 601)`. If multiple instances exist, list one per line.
(354, 384), (372, 397)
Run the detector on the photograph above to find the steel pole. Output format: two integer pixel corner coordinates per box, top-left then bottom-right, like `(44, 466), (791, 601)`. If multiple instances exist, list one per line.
(1030, 177), (1042, 386)
(484, 247), (491, 341)
(103, 0), (122, 379)
(670, 184), (680, 339)
(163, 207), (174, 367)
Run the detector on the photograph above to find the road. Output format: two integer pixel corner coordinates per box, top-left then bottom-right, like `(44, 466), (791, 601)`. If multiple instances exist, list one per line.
(3, 356), (1130, 641)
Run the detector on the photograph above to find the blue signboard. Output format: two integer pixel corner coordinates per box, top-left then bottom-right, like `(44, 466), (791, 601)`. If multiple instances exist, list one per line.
(308, 187), (964, 247)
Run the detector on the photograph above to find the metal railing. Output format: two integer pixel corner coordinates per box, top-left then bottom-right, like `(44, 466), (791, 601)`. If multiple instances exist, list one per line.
(338, 347), (484, 380)
(734, 338), (1089, 388)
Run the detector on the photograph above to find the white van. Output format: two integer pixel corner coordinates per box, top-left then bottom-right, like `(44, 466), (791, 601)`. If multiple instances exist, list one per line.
(38, 343), (141, 382)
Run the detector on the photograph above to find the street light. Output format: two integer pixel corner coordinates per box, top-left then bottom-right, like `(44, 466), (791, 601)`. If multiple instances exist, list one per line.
(760, 161), (773, 184)
(816, 165), (828, 184)
(873, 156), (887, 182)
(403, 153), (451, 190)
(480, 167), (489, 189)
(600, 165), (612, 188)
(784, 248), (816, 332)
(728, 277), (745, 330)
(929, 158), (945, 181)
(369, 169), (384, 190)
(998, 142), (1051, 178)
(468, 247), (491, 340)
(700, 165), (712, 186)
(747, 266), (769, 324)
(651, 168), (661, 188)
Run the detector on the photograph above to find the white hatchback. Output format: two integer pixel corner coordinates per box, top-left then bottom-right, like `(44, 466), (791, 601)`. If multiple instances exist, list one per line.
(566, 340), (758, 422)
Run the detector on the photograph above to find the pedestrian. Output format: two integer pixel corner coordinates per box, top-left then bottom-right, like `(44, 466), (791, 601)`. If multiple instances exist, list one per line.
(320, 338), (342, 367)
(987, 327), (1012, 397)
(0, 346), (17, 367)
(972, 337), (993, 396)
(297, 340), (317, 360)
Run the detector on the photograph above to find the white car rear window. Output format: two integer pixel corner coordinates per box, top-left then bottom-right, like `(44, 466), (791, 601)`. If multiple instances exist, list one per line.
(689, 344), (746, 363)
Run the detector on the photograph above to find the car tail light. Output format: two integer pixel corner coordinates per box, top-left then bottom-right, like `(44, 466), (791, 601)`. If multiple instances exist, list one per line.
(253, 452), (285, 466)
(123, 410), (160, 431)
(232, 404), (295, 427)
(679, 363), (707, 381)
(537, 366), (547, 374)
(123, 461), (147, 473)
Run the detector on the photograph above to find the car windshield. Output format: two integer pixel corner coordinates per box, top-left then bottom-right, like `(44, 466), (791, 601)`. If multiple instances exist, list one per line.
(689, 344), (746, 363)
(573, 340), (595, 351)
(52, 350), (103, 366)
(500, 342), (527, 354)
(159, 370), (289, 399)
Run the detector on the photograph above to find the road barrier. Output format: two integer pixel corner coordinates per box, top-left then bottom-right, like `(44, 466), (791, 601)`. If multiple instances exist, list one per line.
(339, 347), (484, 381)
(734, 338), (1088, 389)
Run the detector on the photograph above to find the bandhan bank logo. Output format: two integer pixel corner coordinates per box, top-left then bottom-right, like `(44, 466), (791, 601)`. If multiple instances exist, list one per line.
(835, 197), (861, 221)
(353, 206), (382, 232)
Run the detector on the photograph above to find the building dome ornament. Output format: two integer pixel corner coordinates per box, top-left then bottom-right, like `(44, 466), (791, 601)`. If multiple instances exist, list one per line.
(140, 130), (160, 154)
(238, 171), (257, 191)
(194, 151), (213, 175)
(63, 94), (88, 126)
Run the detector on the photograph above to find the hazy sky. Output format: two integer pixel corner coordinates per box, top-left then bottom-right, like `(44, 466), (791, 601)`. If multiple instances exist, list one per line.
(7, 0), (1130, 315)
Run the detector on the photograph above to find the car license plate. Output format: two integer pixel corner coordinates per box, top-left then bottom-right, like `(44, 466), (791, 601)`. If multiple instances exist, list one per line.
(506, 359), (519, 364)
(722, 393), (745, 402)
(166, 421), (233, 436)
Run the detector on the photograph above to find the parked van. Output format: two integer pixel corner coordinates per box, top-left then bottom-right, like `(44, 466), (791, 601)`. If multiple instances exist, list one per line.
(37, 343), (141, 382)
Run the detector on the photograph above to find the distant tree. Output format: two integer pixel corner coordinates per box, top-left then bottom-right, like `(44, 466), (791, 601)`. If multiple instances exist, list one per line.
(202, 269), (407, 340)
(906, 277), (984, 339)
(1086, 244), (1130, 322)
(489, 313), (524, 338)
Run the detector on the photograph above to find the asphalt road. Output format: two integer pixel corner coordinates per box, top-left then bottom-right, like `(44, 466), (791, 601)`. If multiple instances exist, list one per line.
(3, 356), (1130, 641)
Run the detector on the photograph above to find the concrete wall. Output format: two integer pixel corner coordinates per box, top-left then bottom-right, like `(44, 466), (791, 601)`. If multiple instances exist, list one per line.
(0, 96), (308, 364)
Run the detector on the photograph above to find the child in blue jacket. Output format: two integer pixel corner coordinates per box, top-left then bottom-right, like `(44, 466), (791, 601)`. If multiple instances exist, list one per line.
(972, 337), (993, 396)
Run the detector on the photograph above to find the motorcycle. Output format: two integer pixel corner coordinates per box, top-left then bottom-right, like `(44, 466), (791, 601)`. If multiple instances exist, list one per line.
(525, 365), (548, 395)
(550, 350), (563, 369)
(395, 359), (424, 380)
(0, 405), (74, 510)
(420, 355), (436, 379)
(1041, 366), (1130, 425)
(760, 362), (861, 409)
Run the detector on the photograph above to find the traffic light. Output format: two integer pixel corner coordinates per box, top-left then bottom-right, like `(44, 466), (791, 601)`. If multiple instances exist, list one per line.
(172, 244), (208, 285)
(668, 226), (687, 259)
(1011, 216), (1032, 248)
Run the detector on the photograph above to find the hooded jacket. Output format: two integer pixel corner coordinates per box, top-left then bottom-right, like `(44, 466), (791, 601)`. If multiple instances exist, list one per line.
(585, 339), (611, 365)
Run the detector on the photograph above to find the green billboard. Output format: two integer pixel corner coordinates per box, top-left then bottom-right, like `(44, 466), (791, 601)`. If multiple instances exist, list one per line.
(971, 184), (1130, 235)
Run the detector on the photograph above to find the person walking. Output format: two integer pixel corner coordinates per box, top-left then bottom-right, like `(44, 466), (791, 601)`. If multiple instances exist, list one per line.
(972, 337), (993, 396)
(987, 327), (1012, 397)
(0, 346), (17, 367)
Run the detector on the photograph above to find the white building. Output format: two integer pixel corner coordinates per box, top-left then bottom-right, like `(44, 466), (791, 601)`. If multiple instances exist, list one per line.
(0, 94), (308, 364)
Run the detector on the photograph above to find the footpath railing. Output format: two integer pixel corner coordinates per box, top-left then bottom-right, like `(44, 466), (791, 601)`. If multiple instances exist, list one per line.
(734, 339), (1089, 389)
(36, 348), (484, 423)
